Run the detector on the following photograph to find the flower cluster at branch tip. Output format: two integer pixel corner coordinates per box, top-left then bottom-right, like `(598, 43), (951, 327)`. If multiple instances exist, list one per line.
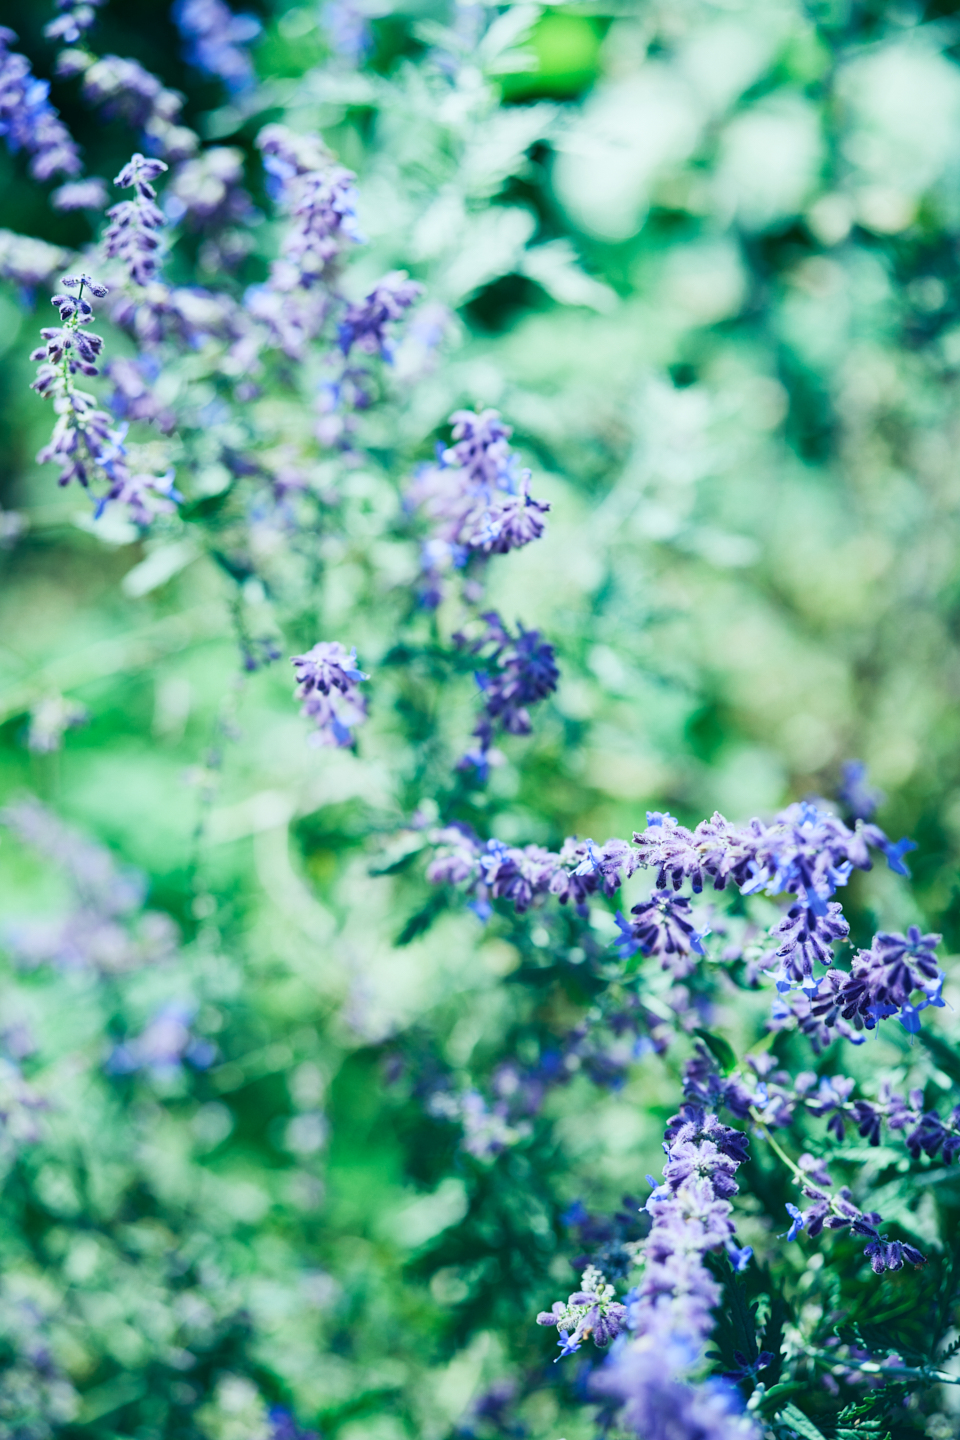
(540, 1105), (759, 1437)
(291, 641), (370, 748)
(45, 0), (105, 46)
(248, 124), (362, 358)
(338, 272), (423, 360)
(0, 28), (81, 181)
(1, 800), (178, 974)
(781, 1153), (925, 1275)
(79, 54), (198, 162)
(406, 409), (550, 603)
(425, 800), (941, 1040)
(454, 611), (559, 779)
(536, 1264), (627, 1359)
(105, 154), (169, 287)
(31, 273), (182, 523)
(172, 0), (261, 93)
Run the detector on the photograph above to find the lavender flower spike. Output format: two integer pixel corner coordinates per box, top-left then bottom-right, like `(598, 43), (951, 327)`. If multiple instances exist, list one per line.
(291, 641), (369, 748)
(105, 154), (169, 287)
(173, 0), (262, 94)
(31, 274), (182, 523)
(0, 28), (82, 181)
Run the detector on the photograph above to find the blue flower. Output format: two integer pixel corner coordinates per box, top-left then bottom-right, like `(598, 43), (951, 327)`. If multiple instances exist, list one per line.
(783, 1203), (805, 1241)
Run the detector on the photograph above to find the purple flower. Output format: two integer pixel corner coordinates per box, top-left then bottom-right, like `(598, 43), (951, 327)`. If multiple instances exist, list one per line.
(247, 125), (362, 358)
(173, 0), (261, 94)
(45, 0), (106, 45)
(51, 177), (109, 211)
(31, 274), (179, 522)
(0, 29), (82, 181)
(406, 409), (550, 600)
(322, 0), (374, 61)
(268, 1408), (319, 1440)
(291, 640), (369, 748)
(165, 146), (255, 231)
(456, 611), (559, 777)
(838, 760), (883, 821)
(338, 271), (423, 359)
(82, 55), (198, 161)
(105, 153), (169, 287)
(619, 893), (708, 976)
(784, 1202), (805, 1241)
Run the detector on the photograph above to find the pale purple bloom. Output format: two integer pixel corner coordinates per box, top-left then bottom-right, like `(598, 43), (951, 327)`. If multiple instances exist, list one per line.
(0, 28), (82, 181)
(838, 760), (883, 821)
(291, 640), (369, 748)
(164, 145), (254, 230)
(338, 271), (422, 359)
(456, 611), (559, 777)
(406, 409), (550, 601)
(107, 1001), (216, 1077)
(1, 800), (178, 974)
(321, 0), (373, 62)
(82, 55), (198, 161)
(51, 176), (109, 211)
(45, 0), (105, 45)
(247, 124), (362, 358)
(172, 0), (261, 93)
(27, 694), (89, 753)
(268, 1409), (319, 1440)
(105, 153), (169, 287)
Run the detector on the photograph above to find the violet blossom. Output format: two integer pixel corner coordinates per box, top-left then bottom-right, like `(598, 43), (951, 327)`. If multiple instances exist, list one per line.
(406, 410), (550, 601)
(44, 0), (105, 46)
(338, 271), (423, 360)
(51, 176), (109, 211)
(81, 55), (198, 161)
(0, 28), (82, 181)
(31, 273), (182, 522)
(172, 0), (262, 94)
(105, 153), (169, 286)
(455, 611), (559, 778)
(291, 640), (369, 748)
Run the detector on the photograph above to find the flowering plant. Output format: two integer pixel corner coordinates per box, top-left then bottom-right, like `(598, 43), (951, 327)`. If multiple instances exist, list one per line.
(0, 2), (960, 1439)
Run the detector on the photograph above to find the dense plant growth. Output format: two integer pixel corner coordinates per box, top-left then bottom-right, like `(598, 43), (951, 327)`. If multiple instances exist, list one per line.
(2, 2), (960, 1438)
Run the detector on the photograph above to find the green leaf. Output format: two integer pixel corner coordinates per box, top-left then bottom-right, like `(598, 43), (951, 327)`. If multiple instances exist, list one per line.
(395, 891), (448, 946)
(693, 1027), (738, 1075)
(776, 1402), (828, 1440)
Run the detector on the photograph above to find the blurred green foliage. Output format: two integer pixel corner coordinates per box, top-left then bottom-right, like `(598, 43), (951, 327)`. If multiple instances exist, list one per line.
(2, 1), (960, 1437)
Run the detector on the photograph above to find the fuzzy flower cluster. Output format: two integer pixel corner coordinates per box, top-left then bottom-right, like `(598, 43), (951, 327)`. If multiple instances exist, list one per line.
(454, 611), (559, 778)
(425, 801), (941, 1039)
(1, 800), (179, 974)
(291, 641), (369, 748)
(781, 1153), (925, 1276)
(686, 1044), (960, 1167)
(428, 1088), (531, 1159)
(105, 154), (169, 287)
(172, 0), (261, 93)
(406, 410), (551, 603)
(31, 273), (182, 523)
(106, 1001), (216, 1079)
(0, 28), (82, 181)
(248, 124), (362, 357)
(78, 54), (198, 162)
(45, 0), (105, 46)
(536, 1265), (627, 1358)
(540, 1106), (759, 1437)
(337, 271), (423, 360)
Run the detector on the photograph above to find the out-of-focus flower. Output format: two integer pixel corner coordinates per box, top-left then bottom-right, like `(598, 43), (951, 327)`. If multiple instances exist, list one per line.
(0, 28), (82, 181)
(26, 694), (89, 753)
(291, 640), (369, 747)
(51, 176), (109, 212)
(172, 0), (261, 93)
(105, 154), (169, 287)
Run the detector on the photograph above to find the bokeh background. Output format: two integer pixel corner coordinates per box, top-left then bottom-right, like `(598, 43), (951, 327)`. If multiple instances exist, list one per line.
(2, 1), (960, 1436)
